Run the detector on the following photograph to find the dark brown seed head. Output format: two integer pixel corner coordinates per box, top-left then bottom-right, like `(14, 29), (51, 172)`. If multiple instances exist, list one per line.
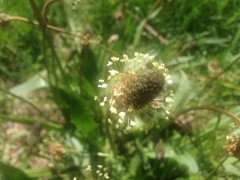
(112, 69), (165, 110)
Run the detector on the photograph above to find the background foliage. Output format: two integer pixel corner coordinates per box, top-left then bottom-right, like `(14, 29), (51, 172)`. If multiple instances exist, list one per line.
(0, 0), (240, 179)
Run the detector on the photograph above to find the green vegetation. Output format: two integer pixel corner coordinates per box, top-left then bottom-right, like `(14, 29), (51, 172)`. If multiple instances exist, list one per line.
(0, 0), (240, 179)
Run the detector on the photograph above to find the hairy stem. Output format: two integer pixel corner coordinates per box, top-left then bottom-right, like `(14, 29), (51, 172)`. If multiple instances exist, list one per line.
(177, 105), (240, 124)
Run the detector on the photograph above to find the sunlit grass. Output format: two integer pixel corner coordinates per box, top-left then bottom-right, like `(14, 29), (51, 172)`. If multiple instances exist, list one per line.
(0, 0), (240, 179)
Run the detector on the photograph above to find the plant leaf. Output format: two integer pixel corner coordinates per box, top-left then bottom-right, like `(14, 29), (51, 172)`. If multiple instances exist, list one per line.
(172, 71), (193, 113)
(10, 71), (48, 98)
(0, 161), (34, 180)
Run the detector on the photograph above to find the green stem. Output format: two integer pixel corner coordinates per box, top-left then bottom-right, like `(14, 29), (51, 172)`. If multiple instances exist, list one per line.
(41, 0), (59, 20)
(5, 14), (117, 55)
(205, 155), (229, 179)
(196, 55), (240, 99)
(176, 105), (240, 124)
(0, 114), (63, 131)
(9, 15), (73, 36)
(0, 87), (49, 119)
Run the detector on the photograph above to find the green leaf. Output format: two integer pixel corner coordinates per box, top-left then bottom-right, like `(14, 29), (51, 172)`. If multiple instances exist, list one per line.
(172, 71), (193, 113)
(198, 37), (230, 45)
(71, 107), (98, 138)
(10, 71), (48, 98)
(129, 155), (141, 177)
(81, 47), (99, 82)
(173, 152), (199, 174)
(0, 161), (34, 180)
(165, 145), (199, 174)
(223, 157), (240, 176)
(131, 18), (147, 49)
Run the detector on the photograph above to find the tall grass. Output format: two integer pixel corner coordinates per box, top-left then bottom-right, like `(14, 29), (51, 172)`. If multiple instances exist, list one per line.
(0, 0), (240, 179)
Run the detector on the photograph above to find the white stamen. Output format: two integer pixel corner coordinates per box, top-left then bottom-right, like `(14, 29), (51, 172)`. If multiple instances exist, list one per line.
(109, 98), (115, 105)
(85, 165), (92, 171)
(107, 61), (113, 66)
(110, 106), (117, 114)
(109, 69), (119, 76)
(119, 112), (126, 119)
(126, 126), (131, 130)
(165, 97), (174, 103)
(144, 54), (149, 58)
(130, 120), (136, 126)
(165, 74), (171, 80)
(113, 90), (123, 96)
(152, 62), (158, 67)
(111, 57), (119, 61)
(123, 54), (128, 59)
(167, 79), (173, 84)
(149, 56), (154, 60)
(108, 119), (112, 124)
(99, 79), (104, 83)
(134, 52), (139, 56)
(104, 174), (109, 179)
(118, 118), (123, 124)
(98, 83), (108, 88)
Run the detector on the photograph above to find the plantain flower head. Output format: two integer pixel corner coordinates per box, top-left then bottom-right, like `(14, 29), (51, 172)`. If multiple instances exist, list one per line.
(224, 134), (240, 158)
(97, 53), (174, 131)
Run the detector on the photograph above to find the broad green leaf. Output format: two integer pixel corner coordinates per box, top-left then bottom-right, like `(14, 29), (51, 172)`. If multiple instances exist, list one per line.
(0, 161), (34, 180)
(223, 157), (240, 176)
(172, 71), (193, 113)
(173, 152), (199, 174)
(10, 71), (48, 98)
(71, 108), (98, 138)
(165, 145), (199, 174)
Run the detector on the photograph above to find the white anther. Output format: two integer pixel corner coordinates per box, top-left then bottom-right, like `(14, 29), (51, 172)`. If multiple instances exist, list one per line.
(98, 83), (108, 88)
(111, 57), (119, 61)
(109, 106), (117, 114)
(109, 69), (119, 76)
(119, 112), (126, 119)
(107, 61), (113, 66)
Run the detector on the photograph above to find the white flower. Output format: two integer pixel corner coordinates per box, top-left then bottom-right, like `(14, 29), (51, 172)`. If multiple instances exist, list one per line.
(97, 53), (174, 131)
